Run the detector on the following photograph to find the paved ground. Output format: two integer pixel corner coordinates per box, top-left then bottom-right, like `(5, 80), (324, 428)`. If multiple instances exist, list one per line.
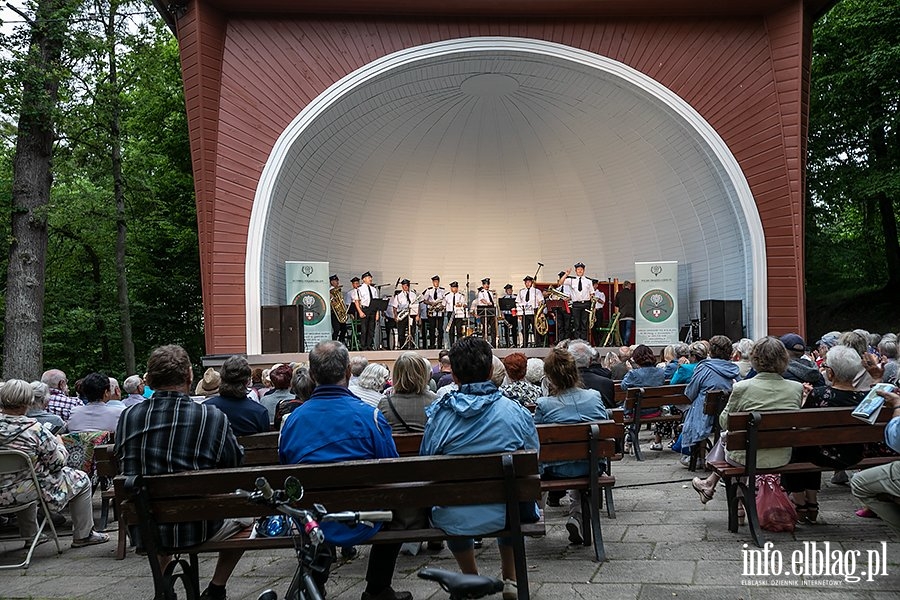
(2, 430), (899, 600)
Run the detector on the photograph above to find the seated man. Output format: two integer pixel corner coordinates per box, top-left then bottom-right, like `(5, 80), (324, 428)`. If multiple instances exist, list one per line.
(420, 336), (540, 600)
(851, 388), (900, 533)
(279, 340), (410, 600)
(66, 372), (125, 434)
(115, 345), (245, 600)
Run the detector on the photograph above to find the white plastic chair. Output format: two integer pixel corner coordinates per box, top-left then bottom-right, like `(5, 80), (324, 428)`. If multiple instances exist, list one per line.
(0, 449), (62, 568)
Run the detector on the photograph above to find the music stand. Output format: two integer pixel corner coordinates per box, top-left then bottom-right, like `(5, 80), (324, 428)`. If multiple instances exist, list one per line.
(369, 298), (389, 313)
(498, 298), (517, 347)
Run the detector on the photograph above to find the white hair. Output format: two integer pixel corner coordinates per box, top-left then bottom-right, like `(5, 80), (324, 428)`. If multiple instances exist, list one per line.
(356, 363), (390, 391)
(525, 358), (545, 385)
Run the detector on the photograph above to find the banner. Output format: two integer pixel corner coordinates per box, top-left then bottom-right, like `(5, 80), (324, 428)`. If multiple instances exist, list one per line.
(635, 261), (679, 345)
(286, 261), (331, 351)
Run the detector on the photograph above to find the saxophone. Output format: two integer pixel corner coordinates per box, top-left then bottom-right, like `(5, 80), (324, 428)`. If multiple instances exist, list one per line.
(535, 301), (549, 336)
(330, 286), (348, 323)
(588, 295), (598, 330)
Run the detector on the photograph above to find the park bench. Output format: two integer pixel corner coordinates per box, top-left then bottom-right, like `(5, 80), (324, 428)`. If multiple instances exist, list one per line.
(622, 384), (689, 460)
(687, 389), (730, 472)
(116, 451), (543, 600)
(709, 406), (900, 547)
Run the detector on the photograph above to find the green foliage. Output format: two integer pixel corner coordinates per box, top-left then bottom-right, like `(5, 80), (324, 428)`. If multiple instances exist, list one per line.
(807, 0), (900, 295)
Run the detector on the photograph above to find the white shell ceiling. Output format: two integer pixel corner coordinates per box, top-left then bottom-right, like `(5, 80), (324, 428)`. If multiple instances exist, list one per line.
(257, 49), (754, 328)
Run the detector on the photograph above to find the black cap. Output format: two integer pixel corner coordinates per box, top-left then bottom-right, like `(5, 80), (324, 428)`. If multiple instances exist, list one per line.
(450, 281), (459, 287)
(329, 274), (339, 282)
(523, 275), (534, 282)
(400, 278), (410, 285)
(350, 276), (360, 283)
(558, 271), (566, 278)
(504, 284), (513, 290)
(481, 278), (490, 284)
(361, 271), (372, 279)
(431, 275), (440, 281)
(574, 262), (585, 268)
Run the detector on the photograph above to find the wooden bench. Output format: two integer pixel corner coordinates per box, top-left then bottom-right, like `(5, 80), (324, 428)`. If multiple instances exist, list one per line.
(687, 389), (730, 472)
(622, 384), (689, 460)
(709, 406), (900, 547)
(95, 444), (130, 560)
(116, 452), (543, 600)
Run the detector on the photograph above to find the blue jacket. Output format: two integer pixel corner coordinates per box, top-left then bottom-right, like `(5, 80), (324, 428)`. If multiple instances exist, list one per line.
(279, 385), (398, 545)
(681, 359), (740, 447)
(670, 363), (697, 385)
(535, 387), (608, 477)
(420, 381), (539, 535)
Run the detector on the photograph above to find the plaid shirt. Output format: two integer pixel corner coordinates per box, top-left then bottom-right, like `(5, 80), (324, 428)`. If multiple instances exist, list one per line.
(47, 389), (80, 422)
(114, 390), (243, 549)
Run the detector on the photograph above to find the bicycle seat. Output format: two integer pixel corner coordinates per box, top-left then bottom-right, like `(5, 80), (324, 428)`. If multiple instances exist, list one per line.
(418, 567), (504, 599)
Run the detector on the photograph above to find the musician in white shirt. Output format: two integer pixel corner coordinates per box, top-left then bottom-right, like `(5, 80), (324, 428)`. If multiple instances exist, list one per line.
(424, 275), (446, 349)
(389, 279), (420, 349)
(553, 271), (573, 342)
(476, 277), (497, 346)
(559, 262), (593, 341)
(516, 275), (544, 348)
(443, 281), (467, 345)
(353, 271), (379, 351)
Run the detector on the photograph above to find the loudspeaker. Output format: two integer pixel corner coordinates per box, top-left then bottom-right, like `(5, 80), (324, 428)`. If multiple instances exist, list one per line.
(260, 305), (304, 353)
(699, 300), (743, 341)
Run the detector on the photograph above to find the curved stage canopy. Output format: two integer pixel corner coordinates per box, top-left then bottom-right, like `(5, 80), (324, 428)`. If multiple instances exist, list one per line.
(246, 38), (766, 352)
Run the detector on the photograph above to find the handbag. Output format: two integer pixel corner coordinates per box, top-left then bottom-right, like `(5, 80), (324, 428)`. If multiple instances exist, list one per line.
(756, 474), (796, 532)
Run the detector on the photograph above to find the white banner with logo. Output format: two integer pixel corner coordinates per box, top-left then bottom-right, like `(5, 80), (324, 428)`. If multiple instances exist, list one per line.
(286, 261), (331, 351)
(635, 261), (679, 346)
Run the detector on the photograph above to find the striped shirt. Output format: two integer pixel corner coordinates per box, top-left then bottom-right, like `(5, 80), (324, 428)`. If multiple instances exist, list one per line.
(114, 390), (243, 549)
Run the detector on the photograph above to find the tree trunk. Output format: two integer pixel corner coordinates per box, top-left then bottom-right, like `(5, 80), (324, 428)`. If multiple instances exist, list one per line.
(2, 0), (76, 379)
(107, 3), (135, 374)
(869, 96), (900, 291)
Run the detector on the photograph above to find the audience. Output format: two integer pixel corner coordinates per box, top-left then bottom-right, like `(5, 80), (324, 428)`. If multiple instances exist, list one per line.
(680, 335), (739, 461)
(349, 355), (369, 386)
(122, 375), (146, 406)
(534, 347), (608, 544)
(26, 381), (65, 432)
(851, 386), (900, 533)
(194, 367), (221, 398)
(41, 369), (77, 422)
(670, 342), (707, 384)
(732, 338), (754, 378)
(499, 352), (542, 406)
(260, 364), (294, 424)
(620, 345), (666, 453)
(568, 341), (615, 408)
(205, 355), (270, 436)
(274, 367), (316, 429)
(378, 352), (435, 433)
(350, 363), (391, 407)
(66, 372), (125, 434)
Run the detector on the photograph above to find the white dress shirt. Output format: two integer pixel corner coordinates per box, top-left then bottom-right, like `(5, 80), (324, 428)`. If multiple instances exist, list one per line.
(568, 276), (593, 302)
(425, 286), (446, 314)
(516, 286), (544, 316)
(444, 292), (467, 318)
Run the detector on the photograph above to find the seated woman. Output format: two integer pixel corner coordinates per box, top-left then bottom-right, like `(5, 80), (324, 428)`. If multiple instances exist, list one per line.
(620, 344), (666, 452)
(349, 363), (390, 407)
(691, 337), (803, 519)
(0, 379), (109, 548)
(274, 367), (316, 430)
(534, 348), (608, 544)
(378, 352), (436, 433)
(670, 342), (708, 385)
(781, 345), (867, 523)
(205, 355), (270, 436)
(500, 353), (542, 407)
(680, 335), (740, 460)
(260, 364), (294, 424)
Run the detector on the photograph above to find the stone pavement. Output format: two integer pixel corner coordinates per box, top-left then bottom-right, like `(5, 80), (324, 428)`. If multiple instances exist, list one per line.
(2, 431), (899, 600)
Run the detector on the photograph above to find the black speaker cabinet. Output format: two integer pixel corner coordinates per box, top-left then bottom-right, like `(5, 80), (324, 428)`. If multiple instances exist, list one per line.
(260, 305), (304, 353)
(699, 300), (743, 341)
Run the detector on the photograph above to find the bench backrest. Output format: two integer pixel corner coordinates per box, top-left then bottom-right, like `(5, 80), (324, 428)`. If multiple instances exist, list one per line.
(725, 406), (893, 451)
(115, 451), (540, 525)
(704, 389), (730, 417)
(536, 416), (623, 463)
(622, 384), (689, 410)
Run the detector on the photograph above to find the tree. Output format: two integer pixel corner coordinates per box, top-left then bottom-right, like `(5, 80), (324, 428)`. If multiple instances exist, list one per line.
(807, 0), (900, 295)
(3, 0), (80, 379)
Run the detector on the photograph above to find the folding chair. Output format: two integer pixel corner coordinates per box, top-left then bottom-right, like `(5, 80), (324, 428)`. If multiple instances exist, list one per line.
(0, 449), (62, 569)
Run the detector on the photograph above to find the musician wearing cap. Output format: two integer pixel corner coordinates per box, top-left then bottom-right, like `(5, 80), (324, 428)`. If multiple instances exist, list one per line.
(517, 275), (544, 348)
(424, 275), (446, 350)
(553, 271), (573, 341)
(353, 271), (379, 351)
(345, 277), (360, 319)
(390, 279), (420, 349)
(476, 278), (497, 346)
(560, 262), (593, 341)
(329, 275), (348, 343)
(501, 284), (519, 348)
(443, 281), (467, 345)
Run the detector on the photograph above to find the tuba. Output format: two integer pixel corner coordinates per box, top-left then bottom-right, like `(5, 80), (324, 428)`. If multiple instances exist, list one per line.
(330, 286), (348, 323)
(588, 295), (598, 331)
(535, 301), (549, 336)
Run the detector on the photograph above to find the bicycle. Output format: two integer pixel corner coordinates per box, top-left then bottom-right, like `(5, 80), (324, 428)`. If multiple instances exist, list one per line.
(238, 477), (504, 600)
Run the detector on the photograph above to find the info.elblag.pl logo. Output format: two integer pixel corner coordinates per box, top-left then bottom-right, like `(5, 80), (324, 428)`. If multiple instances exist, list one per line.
(741, 541), (889, 585)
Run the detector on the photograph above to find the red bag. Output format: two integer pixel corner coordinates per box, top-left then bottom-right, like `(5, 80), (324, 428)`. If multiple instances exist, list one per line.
(756, 474), (796, 532)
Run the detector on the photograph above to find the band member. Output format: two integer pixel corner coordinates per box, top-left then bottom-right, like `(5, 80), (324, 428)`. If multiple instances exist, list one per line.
(424, 275), (446, 349)
(516, 275), (544, 348)
(383, 294), (397, 350)
(353, 271), (379, 351)
(553, 271), (572, 342)
(444, 281), (467, 345)
(591, 279), (607, 342)
(476, 277), (497, 346)
(500, 284), (519, 348)
(560, 262), (593, 341)
(329, 275), (347, 343)
(389, 279), (420, 349)
(345, 276), (361, 318)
